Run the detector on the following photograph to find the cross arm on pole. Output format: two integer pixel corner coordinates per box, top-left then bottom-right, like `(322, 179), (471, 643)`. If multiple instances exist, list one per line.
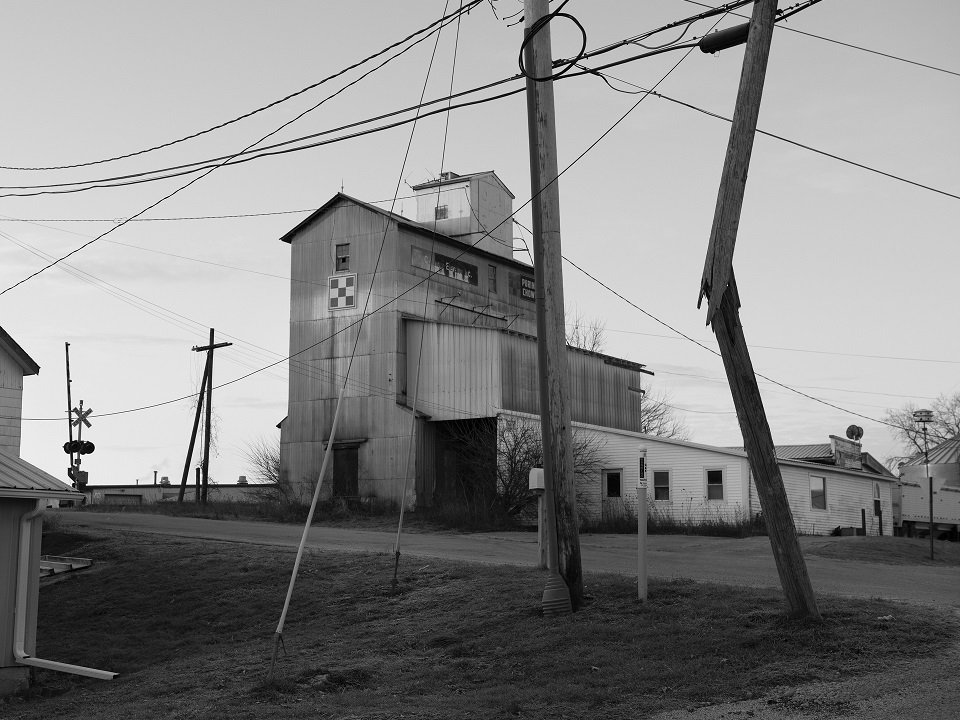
(192, 342), (233, 352)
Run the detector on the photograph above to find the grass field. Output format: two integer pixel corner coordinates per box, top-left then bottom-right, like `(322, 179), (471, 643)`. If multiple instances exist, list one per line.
(803, 535), (960, 567)
(3, 528), (956, 719)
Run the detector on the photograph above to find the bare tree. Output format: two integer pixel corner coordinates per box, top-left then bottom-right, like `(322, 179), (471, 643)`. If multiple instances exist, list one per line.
(884, 391), (960, 463)
(638, 383), (691, 440)
(565, 309), (606, 353)
(243, 436), (281, 484)
(442, 415), (607, 523)
(240, 435), (307, 505)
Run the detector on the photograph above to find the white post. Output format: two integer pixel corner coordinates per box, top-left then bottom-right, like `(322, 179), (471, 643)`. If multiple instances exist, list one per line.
(637, 449), (648, 601)
(529, 468), (547, 569)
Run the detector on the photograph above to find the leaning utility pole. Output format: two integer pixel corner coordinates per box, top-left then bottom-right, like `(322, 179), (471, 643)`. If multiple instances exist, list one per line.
(193, 329), (231, 503)
(524, 0), (583, 611)
(178, 353), (210, 503)
(698, 0), (820, 619)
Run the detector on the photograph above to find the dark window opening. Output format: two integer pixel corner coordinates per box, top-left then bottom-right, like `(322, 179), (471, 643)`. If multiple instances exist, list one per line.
(435, 204), (448, 220)
(653, 470), (670, 501)
(707, 469), (724, 500)
(335, 243), (350, 272)
(604, 470), (622, 498)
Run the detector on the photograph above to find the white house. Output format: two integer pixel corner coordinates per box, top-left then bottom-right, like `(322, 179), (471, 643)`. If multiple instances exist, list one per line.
(504, 410), (896, 536)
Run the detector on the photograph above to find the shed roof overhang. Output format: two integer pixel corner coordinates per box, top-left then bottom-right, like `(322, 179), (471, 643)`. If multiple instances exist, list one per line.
(0, 452), (81, 500)
(0, 326), (40, 376)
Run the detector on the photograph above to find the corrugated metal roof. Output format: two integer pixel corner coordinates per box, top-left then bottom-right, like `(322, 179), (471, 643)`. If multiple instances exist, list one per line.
(0, 451), (79, 498)
(901, 437), (960, 466)
(726, 443), (833, 460)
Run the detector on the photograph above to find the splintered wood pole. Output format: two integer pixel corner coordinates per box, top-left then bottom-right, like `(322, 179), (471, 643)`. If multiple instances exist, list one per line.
(524, 0), (583, 611)
(698, 0), (820, 619)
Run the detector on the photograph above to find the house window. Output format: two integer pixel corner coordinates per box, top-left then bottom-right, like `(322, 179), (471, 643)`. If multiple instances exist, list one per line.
(335, 243), (350, 272)
(810, 475), (826, 510)
(488, 264), (497, 293)
(873, 483), (882, 516)
(603, 469), (622, 498)
(706, 469), (724, 500)
(435, 204), (448, 220)
(653, 470), (670, 501)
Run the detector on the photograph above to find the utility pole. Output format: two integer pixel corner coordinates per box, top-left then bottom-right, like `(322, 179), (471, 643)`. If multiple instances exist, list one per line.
(697, 0), (820, 619)
(193, 329), (231, 504)
(64, 342), (76, 481)
(178, 354), (209, 502)
(524, 0), (582, 612)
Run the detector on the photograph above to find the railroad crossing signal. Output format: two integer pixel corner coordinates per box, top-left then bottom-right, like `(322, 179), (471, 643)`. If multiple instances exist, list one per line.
(63, 440), (95, 455)
(72, 406), (92, 428)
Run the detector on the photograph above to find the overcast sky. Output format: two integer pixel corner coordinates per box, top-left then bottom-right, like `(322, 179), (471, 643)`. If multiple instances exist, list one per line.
(1, 0), (957, 488)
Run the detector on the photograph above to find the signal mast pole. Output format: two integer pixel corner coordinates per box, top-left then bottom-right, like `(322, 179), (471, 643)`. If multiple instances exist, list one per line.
(65, 342), (76, 479)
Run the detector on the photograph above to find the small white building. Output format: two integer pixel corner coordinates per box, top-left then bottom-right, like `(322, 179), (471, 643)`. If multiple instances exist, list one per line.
(505, 410), (896, 536)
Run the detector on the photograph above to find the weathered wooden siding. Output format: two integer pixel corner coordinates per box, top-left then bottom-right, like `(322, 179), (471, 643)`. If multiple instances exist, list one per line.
(762, 464), (894, 536)
(0, 350), (24, 455)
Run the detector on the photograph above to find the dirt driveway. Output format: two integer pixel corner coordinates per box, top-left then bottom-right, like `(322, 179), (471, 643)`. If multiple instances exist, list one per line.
(55, 511), (960, 607)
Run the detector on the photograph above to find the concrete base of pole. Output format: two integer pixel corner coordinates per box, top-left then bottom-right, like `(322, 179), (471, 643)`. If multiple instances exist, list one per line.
(542, 572), (572, 616)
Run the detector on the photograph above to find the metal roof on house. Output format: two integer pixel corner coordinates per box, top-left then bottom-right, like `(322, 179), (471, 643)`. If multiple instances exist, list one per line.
(0, 325), (40, 376)
(0, 452), (80, 499)
(726, 444), (833, 460)
(901, 437), (960, 466)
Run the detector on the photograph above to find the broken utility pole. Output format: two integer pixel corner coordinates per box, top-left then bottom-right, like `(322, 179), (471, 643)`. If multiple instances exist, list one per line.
(698, 0), (820, 619)
(524, 0), (583, 612)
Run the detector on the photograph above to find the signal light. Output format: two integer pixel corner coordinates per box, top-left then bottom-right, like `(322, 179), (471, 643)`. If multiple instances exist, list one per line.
(63, 440), (95, 454)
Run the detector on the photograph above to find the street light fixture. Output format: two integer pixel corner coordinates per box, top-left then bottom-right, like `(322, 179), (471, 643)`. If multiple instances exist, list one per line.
(912, 409), (935, 560)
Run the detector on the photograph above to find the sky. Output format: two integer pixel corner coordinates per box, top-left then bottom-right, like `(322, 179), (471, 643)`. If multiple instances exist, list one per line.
(1, 0), (957, 488)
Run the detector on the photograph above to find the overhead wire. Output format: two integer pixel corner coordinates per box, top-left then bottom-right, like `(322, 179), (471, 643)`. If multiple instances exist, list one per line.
(1, 5), (954, 206)
(0, 1), (485, 172)
(682, 0), (960, 78)
(0, 1), (484, 298)
(7, 3), (943, 439)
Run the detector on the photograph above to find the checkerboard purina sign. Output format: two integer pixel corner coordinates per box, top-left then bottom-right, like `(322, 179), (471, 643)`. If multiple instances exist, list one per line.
(328, 274), (357, 310)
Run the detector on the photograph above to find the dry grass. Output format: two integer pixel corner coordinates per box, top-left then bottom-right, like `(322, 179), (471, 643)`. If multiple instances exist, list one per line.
(804, 535), (960, 567)
(3, 529), (955, 719)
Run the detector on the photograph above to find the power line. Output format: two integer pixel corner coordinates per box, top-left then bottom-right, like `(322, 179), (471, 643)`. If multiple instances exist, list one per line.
(16, 20), (710, 423)
(0, 5), (484, 298)
(682, 0), (960, 78)
(0, 2), (485, 172)
(8, 20), (926, 436)
(29, 210), (957, 370)
(575, 66), (960, 202)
